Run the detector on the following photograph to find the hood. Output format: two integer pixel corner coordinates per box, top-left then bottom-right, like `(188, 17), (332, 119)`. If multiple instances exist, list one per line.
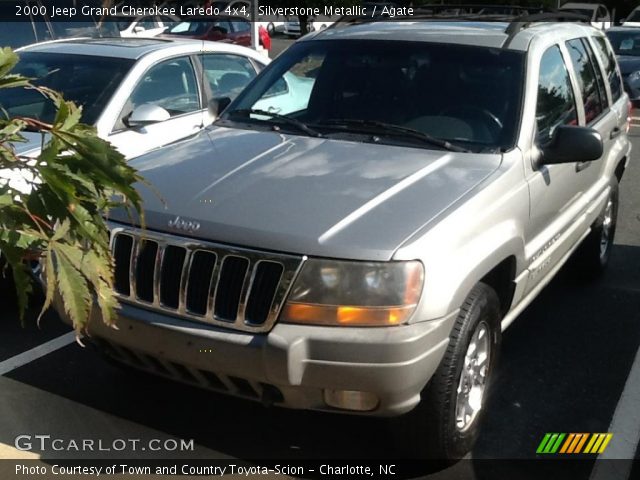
(616, 55), (640, 75)
(110, 127), (501, 261)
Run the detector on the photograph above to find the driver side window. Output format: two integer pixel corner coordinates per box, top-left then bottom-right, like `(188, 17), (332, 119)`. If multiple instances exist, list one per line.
(536, 46), (577, 144)
(115, 56), (200, 130)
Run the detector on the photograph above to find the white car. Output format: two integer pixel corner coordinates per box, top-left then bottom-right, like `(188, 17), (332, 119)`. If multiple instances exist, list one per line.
(116, 14), (180, 38)
(622, 6), (640, 27)
(2, 38), (269, 171)
(283, 16), (334, 37)
(257, 19), (285, 35)
(559, 2), (612, 30)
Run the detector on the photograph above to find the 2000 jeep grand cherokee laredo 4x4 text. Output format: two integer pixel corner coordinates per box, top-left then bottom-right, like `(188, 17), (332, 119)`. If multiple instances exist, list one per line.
(53, 17), (631, 459)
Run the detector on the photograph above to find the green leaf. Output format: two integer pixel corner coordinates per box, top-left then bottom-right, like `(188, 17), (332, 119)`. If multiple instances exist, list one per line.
(54, 249), (91, 332)
(0, 46), (145, 330)
(0, 47), (19, 79)
(37, 249), (56, 328)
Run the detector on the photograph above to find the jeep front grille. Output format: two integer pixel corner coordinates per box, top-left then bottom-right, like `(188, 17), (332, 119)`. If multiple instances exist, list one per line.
(110, 227), (304, 333)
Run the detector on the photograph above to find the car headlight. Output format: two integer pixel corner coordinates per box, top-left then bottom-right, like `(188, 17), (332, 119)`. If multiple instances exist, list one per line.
(628, 71), (640, 85)
(280, 259), (424, 327)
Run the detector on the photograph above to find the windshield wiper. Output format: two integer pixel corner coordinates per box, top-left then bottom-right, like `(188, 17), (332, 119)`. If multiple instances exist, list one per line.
(318, 119), (470, 153)
(228, 109), (324, 138)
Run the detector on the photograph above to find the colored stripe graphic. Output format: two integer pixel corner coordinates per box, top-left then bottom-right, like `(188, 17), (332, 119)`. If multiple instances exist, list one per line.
(598, 433), (613, 454)
(574, 433), (589, 453)
(537, 433), (613, 454)
(537, 433), (552, 454)
(584, 434), (599, 454)
(560, 433), (575, 453)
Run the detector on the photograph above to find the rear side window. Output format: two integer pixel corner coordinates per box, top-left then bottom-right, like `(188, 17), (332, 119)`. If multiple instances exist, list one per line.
(202, 53), (257, 101)
(231, 20), (250, 32)
(592, 36), (623, 102)
(536, 46), (577, 143)
(566, 38), (606, 124)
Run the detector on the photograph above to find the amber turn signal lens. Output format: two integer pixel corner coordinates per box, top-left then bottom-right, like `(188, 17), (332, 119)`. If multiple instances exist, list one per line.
(282, 303), (415, 326)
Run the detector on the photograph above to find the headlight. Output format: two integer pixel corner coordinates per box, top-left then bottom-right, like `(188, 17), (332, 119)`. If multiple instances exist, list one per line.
(628, 71), (640, 85)
(280, 259), (424, 327)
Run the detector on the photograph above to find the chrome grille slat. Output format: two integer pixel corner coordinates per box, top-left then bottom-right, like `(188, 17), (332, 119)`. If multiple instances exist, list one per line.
(129, 236), (140, 300)
(153, 244), (165, 306)
(177, 249), (192, 314)
(110, 226), (305, 333)
(234, 259), (256, 325)
(207, 252), (224, 319)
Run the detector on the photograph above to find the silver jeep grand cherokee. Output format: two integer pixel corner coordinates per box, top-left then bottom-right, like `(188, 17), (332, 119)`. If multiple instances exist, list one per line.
(56, 18), (631, 459)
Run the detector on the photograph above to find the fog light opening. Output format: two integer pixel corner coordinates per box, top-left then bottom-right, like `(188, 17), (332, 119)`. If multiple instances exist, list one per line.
(323, 389), (379, 412)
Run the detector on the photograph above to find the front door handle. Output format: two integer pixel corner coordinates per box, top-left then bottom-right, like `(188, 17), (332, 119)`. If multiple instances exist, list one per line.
(610, 127), (622, 139)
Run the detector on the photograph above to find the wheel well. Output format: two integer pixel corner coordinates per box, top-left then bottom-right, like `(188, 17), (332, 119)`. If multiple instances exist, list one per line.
(480, 256), (516, 316)
(615, 158), (626, 182)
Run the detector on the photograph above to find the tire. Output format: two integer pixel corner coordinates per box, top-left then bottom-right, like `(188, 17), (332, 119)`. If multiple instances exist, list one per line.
(389, 283), (502, 461)
(572, 179), (619, 279)
(0, 255), (16, 308)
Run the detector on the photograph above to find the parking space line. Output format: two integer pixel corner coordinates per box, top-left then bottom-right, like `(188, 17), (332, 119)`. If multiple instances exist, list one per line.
(589, 342), (640, 480)
(0, 332), (75, 376)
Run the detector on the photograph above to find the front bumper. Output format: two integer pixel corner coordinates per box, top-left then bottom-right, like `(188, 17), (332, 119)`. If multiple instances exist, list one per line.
(59, 300), (456, 417)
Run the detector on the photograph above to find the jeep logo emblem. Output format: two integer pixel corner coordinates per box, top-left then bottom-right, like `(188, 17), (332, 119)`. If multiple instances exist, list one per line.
(168, 216), (201, 233)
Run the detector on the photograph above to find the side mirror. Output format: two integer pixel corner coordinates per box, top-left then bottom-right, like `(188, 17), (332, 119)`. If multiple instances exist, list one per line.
(133, 26), (145, 33)
(208, 97), (231, 119)
(126, 104), (170, 128)
(540, 125), (603, 165)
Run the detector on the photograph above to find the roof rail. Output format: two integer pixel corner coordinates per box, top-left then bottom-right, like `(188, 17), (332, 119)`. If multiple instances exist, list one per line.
(412, 4), (546, 16)
(503, 11), (591, 46)
(330, 3), (550, 28)
(330, 5), (591, 38)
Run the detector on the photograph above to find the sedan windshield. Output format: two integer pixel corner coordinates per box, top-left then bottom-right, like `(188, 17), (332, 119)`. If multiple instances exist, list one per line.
(606, 31), (640, 56)
(167, 20), (213, 35)
(627, 10), (640, 22)
(222, 40), (525, 152)
(0, 52), (134, 125)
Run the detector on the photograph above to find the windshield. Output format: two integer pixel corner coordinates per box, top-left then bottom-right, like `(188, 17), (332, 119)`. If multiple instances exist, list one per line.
(115, 18), (135, 30)
(222, 40), (525, 152)
(168, 20), (212, 35)
(606, 31), (640, 56)
(561, 8), (594, 18)
(49, 21), (121, 38)
(0, 52), (134, 125)
(627, 10), (640, 22)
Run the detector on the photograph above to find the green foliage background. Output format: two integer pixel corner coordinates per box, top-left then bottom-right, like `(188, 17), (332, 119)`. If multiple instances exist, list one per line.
(0, 47), (143, 333)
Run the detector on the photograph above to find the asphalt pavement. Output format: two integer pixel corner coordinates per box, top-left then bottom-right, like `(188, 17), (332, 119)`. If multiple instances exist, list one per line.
(0, 120), (639, 479)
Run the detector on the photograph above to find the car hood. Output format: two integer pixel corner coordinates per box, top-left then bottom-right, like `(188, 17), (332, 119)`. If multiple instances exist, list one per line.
(110, 126), (501, 261)
(616, 55), (640, 75)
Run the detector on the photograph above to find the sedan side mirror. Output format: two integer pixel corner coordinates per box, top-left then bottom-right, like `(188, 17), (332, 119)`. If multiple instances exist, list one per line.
(126, 104), (170, 128)
(208, 97), (231, 119)
(541, 125), (603, 165)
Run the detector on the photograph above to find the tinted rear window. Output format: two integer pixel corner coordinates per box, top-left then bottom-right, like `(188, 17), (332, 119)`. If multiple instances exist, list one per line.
(0, 52), (134, 125)
(592, 36), (623, 102)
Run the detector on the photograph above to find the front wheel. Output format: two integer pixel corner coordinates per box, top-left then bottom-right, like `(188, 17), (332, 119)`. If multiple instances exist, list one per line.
(389, 283), (501, 461)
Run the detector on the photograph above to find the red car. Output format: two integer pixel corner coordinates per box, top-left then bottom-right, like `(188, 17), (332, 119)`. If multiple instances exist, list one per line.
(163, 16), (270, 51)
